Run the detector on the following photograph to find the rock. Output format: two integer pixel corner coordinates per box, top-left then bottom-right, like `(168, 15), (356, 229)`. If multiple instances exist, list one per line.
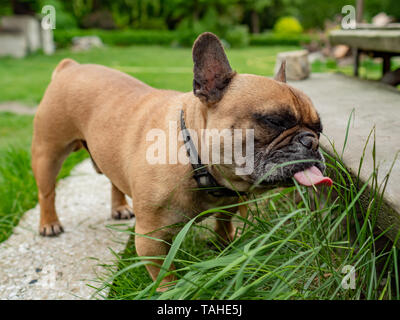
(72, 36), (103, 52)
(332, 45), (350, 59)
(275, 50), (310, 81)
(1, 15), (41, 52)
(0, 30), (27, 58)
(381, 68), (400, 86)
(372, 12), (394, 27)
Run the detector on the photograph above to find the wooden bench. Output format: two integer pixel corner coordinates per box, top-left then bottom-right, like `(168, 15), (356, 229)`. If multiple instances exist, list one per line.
(329, 29), (400, 77)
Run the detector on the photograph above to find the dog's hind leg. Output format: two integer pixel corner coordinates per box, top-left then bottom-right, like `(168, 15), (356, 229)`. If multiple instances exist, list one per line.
(80, 140), (103, 174)
(111, 183), (134, 220)
(79, 140), (133, 219)
(31, 140), (77, 236)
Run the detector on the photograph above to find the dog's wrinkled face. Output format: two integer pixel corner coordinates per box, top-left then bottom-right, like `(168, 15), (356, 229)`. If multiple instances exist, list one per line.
(250, 94), (325, 186)
(192, 32), (329, 189)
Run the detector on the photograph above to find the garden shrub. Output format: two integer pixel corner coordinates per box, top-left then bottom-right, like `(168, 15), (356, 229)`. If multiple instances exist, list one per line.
(224, 25), (250, 48)
(175, 7), (225, 47)
(175, 19), (210, 47)
(133, 18), (168, 30)
(54, 27), (314, 49)
(273, 16), (303, 35)
(175, 7), (244, 48)
(250, 31), (316, 46)
(54, 29), (177, 47)
(81, 10), (116, 29)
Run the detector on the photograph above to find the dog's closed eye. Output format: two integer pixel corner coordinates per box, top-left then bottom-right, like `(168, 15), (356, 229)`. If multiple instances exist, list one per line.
(254, 113), (296, 131)
(261, 117), (286, 129)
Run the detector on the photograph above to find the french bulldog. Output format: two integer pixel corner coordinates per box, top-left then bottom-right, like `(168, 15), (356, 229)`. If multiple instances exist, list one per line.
(32, 32), (332, 290)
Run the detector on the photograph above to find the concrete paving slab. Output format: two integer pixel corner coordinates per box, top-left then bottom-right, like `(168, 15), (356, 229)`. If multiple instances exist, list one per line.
(0, 159), (134, 300)
(290, 73), (400, 239)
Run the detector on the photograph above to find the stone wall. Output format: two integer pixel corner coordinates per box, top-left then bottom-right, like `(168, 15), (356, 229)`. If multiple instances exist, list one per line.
(0, 15), (54, 58)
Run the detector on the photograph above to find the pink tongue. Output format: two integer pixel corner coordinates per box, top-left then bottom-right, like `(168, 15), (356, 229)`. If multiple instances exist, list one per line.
(293, 166), (333, 187)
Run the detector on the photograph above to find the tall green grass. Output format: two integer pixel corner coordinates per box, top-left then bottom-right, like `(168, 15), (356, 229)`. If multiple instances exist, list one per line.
(94, 120), (400, 300)
(0, 147), (37, 241)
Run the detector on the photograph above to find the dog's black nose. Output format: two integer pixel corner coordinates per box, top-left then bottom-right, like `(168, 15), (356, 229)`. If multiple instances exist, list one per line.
(298, 132), (316, 150)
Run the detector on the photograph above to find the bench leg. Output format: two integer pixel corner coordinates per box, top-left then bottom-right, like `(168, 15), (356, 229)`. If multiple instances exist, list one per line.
(353, 48), (360, 77)
(382, 53), (391, 76)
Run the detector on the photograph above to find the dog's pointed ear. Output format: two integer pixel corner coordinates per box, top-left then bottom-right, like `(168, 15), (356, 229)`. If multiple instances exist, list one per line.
(192, 32), (235, 104)
(274, 60), (286, 83)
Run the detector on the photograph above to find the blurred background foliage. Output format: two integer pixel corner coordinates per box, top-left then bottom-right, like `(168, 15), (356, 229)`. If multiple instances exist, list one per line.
(0, 0), (399, 48)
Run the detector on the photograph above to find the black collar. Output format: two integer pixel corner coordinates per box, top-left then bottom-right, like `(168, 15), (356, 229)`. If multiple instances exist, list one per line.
(180, 110), (245, 198)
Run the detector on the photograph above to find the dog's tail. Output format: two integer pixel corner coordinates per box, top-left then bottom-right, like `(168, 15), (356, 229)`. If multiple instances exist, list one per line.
(51, 58), (78, 80)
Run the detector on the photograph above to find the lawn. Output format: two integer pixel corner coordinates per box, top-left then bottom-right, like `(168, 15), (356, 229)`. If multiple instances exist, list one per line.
(0, 45), (300, 105)
(0, 45), (397, 106)
(0, 44), (399, 300)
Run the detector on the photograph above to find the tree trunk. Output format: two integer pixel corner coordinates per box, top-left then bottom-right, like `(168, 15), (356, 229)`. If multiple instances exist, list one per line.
(356, 0), (364, 23)
(251, 10), (260, 34)
(192, 0), (199, 22)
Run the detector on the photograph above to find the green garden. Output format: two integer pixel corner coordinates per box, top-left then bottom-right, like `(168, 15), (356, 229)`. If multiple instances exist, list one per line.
(0, 0), (399, 300)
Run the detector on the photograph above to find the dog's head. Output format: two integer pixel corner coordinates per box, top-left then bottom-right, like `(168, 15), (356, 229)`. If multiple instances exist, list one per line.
(192, 32), (332, 190)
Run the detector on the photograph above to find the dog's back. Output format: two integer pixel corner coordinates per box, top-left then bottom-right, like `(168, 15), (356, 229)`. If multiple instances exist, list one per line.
(33, 59), (183, 196)
(35, 58), (156, 139)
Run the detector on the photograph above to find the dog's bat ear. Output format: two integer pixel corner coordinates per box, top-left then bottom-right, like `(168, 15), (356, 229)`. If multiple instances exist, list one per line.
(192, 32), (235, 104)
(274, 60), (286, 83)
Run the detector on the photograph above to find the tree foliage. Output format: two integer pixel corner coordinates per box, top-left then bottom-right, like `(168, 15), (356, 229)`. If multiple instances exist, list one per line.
(0, 0), (398, 32)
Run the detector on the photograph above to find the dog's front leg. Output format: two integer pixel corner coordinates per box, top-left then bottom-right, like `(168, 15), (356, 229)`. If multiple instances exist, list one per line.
(134, 218), (178, 292)
(215, 210), (236, 245)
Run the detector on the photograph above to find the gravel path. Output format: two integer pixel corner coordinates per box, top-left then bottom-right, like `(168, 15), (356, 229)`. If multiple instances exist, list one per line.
(0, 160), (134, 300)
(0, 102), (37, 115)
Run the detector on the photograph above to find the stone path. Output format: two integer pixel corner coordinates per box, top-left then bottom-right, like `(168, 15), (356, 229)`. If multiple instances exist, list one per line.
(0, 102), (37, 115)
(0, 160), (134, 300)
(290, 73), (400, 240)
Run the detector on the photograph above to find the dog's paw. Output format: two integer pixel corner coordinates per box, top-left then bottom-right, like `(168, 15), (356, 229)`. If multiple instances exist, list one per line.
(111, 205), (134, 220)
(39, 222), (64, 237)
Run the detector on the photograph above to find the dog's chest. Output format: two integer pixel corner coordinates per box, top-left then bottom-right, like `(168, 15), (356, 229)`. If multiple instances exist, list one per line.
(187, 193), (238, 222)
